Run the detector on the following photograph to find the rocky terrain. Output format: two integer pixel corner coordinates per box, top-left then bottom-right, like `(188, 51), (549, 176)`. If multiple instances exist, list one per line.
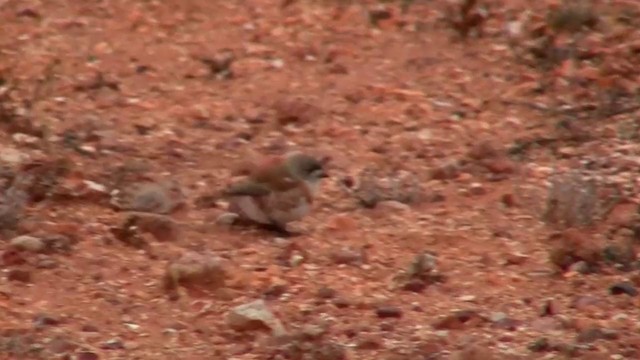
(2, 0), (640, 359)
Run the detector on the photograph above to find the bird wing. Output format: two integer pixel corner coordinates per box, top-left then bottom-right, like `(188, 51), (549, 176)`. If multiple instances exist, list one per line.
(222, 180), (272, 197)
(251, 163), (300, 192)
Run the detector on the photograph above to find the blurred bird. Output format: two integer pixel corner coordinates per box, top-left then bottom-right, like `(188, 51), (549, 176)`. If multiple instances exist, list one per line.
(221, 151), (328, 235)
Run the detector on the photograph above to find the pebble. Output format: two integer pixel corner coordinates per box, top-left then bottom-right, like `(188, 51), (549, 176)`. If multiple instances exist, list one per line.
(77, 351), (100, 360)
(329, 247), (364, 265)
(101, 338), (125, 350)
(356, 334), (383, 350)
(434, 330), (449, 337)
(226, 299), (287, 336)
(33, 313), (60, 328)
(7, 268), (32, 282)
(576, 327), (619, 343)
(0, 146), (29, 165)
(81, 324), (100, 332)
(468, 183), (486, 196)
(375, 306), (403, 318)
(332, 297), (352, 309)
(163, 251), (227, 295)
(609, 282), (638, 296)
(432, 310), (485, 330)
(611, 313), (629, 321)
(489, 312), (508, 323)
(12, 132), (39, 144)
(10, 235), (45, 252)
(316, 286), (337, 299)
(528, 337), (551, 352)
(216, 212), (239, 226)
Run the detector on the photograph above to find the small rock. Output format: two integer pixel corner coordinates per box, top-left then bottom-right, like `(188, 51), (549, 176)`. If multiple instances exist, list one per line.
(501, 193), (517, 207)
(375, 306), (403, 319)
(40, 233), (74, 254)
(609, 282), (638, 296)
(450, 343), (496, 360)
(489, 312), (508, 323)
(547, 229), (601, 272)
(163, 251), (227, 297)
(491, 316), (521, 331)
(332, 297), (352, 309)
(33, 313), (60, 329)
(110, 180), (184, 214)
(83, 180), (108, 194)
(611, 313), (628, 322)
(528, 337), (551, 352)
(0, 147), (29, 165)
(12, 133), (39, 145)
(553, 342), (580, 357)
(368, 4), (392, 26)
(540, 298), (560, 316)
(299, 324), (327, 340)
(101, 338), (125, 350)
(123, 212), (180, 242)
(35, 256), (58, 269)
(312, 342), (346, 360)
(7, 268), (32, 282)
(77, 351), (100, 360)
(376, 200), (411, 211)
(48, 335), (76, 353)
(571, 295), (603, 311)
(356, 334), (383, 350)
(289, 254), (305, 267)
(0, 248), (26, 266)
(402, 279), (428, 292)
(379, 322), (394, 332)
(316, 286), (337, 299)
(530, 317), (564, 331)
(226, 299), (287, 336)
(273, 97), (320, 126)
(395, 252), (442, 292)
(568, 260), (591, 274)
(432, 310), (486, 330)
(409, 251), (436, 272)
(602, 243), (636, 270)
(430, 162), (459, 180)
(434, 330), (449, 337)
(468, 183), (486, 196)
(9, 235), (45, 252)
(199, 48), (235, 79)
(483, 157), (515, 175)
(263, 284), (288, 300)
(504, 252), (528, 265)
(325, 213), (358, 232)
(576, 327), (619, 343)
(81, 324), (99, 332)
(329, 247), (364, 265)
(468, 140), (499, 160)
(216, 212), (239, 226)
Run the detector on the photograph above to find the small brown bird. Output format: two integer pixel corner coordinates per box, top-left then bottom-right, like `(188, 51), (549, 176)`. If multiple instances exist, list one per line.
(222, 151), (329, 235)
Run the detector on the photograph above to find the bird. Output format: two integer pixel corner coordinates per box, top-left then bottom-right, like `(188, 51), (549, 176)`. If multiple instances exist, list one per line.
(221, 151), (329, 235)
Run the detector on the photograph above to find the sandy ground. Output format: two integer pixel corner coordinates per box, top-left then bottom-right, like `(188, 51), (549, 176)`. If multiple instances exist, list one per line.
(2, 0), (640, 359)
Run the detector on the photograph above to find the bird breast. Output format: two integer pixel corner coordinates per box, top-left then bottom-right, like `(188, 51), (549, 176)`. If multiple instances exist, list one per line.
(231, 183), (315, 225)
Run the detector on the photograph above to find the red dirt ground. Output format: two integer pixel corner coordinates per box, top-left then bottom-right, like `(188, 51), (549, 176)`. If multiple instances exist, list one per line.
(2, 0), (640, 359)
